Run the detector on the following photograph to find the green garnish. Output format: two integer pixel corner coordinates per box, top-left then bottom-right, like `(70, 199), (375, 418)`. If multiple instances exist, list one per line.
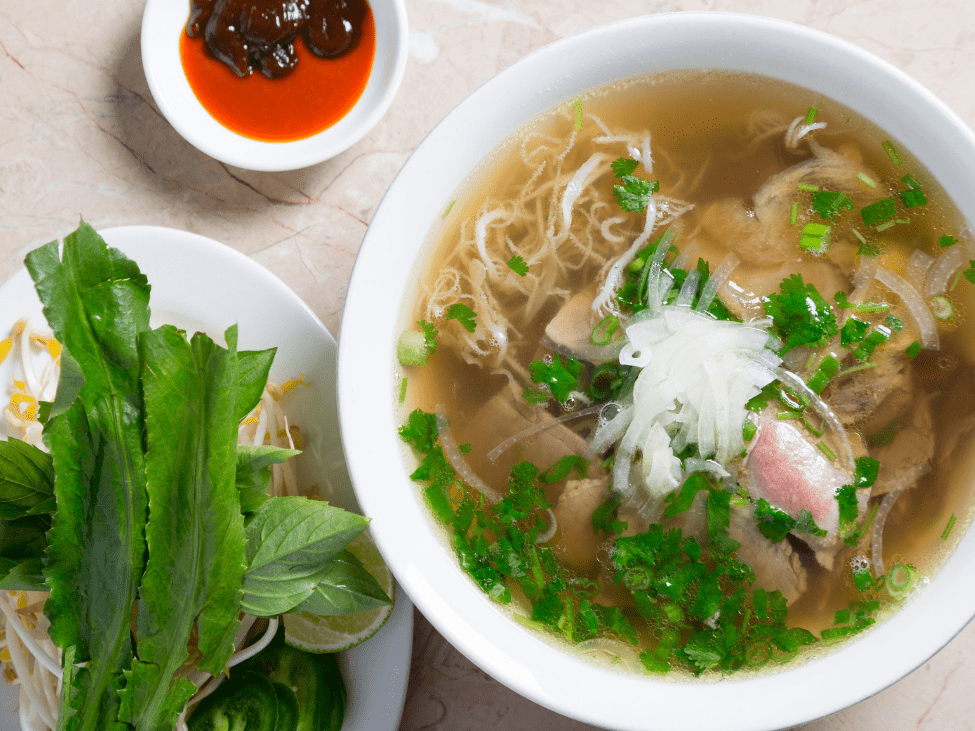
(901, 173), (922, 190)
(611, 157), (659, 213)
(807, 355), (839, 394)
(840, 317), (870, 347)
(834, 291), (890, 313)
(804, 106), (818, 125)
(882, 140), (901, 165)
(529, 354), (582, 404)
(857, 172), (877, 188)
(884, 564), (916, 597)
(763, 274), (838, 354)
(898, 186), (926, 209)
(521, 387), (550, 405)
(865, 419), (899, 447)
(591, 314), (619, 346)
(573, 98), (584, 130)
(742, 417), (758, 442)
(754, 499), (826, 543)
(443, 200), (455, 217)
(939, 234), (957, 248)
(906, 341), (922, 358)
(506, 255), (529, 276)
(799, 222), (831, 253)
(397, 319), (439, 366)
(857, 241), (884, 257)
(592, 491), (628, 535)
(810, 190), (854, 220)
(817, 442), (836, 460)
(797, 183), (820, 192)
(962, 260), (975, 284)
(928, 296), (954, 321)
(445, 303), (478, 333)
(884, 314), (904, 331)
(850, 561), (876, 593)
(861, 197), (897, 227)
(822, 600), (880, 641)
(852, 325), (892, 361)
(942, 514), (957, 540)
(398, 377), (408, 403)
(789, 201), (799, 225)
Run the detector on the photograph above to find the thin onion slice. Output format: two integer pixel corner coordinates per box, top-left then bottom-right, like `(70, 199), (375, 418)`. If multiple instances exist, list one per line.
(435, 404), (502, 501)
(873, 264), (939, 349)
(924, 245), (965, 298)
(871, 462), (930, 577)
(486, 404), (603, 463)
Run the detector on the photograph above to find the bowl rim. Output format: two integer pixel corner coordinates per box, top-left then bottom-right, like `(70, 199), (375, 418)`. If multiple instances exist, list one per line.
(339, 11), (975, 731)
(140, 0), (409, 171)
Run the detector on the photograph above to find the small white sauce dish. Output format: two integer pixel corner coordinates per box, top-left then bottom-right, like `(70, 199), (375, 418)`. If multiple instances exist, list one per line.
(338, 11), (975, 731)
(140, 0), (408, 171)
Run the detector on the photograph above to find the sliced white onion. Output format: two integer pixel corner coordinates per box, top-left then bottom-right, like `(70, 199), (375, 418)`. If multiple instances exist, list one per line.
(924, 245), (965, 297)
(871, 462), (931, 577)
(873, 264), (939, 350)
(695, 252), (740, 313)
(535, 508), (558, 544)
(435, 404), (502, 502)
(905, 250), (934, 289)
(486, 404), (603, 463)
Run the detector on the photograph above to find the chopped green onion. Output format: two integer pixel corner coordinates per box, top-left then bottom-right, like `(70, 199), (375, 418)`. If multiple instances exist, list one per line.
(745, 640), (773, 667)
(857, 172), (877, 188)
(443, 200), (455, 217)
(882, 140), (901, 165)
(591, 315), (619, 346)
(817, 442), (836, 460)
(853, 325), (892, 361)
(857, 241), (884, 257)
(901, 173), (922, 189)
(939, 234), (957, 248)
(789, 201), (798, 225)
(802, 414), (826, 437)
(865, 419), (899, 447)
(861, 197), (897, 227)
(906, 341), (922, 358)
(942, 513), (957, 540)
(797, 183), (820, 192)
(950, 270), (964, 291)
(804, 106), (819, 125)
(851, 562), (876, 593)
(851, 228), (868, 244)
(742, 417), (758, 442)
(799, 222), (832, 253)
(574, 98), (584, 130)
(885, 564), (915, 597)
(807, 354), (839, 394)
(835, 362), (879, 379)
(884, 314), (903, 332)
(875, 217), (910, 233)
(811, 190), (854, 219)
(522, 387), (549, 405)
(898, 188), (927, 208)
(928, 296), (954, 321)
(398, 377), (408, 403)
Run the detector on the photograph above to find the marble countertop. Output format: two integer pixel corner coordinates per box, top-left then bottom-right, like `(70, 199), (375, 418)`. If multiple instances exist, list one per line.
(2, 1), (975, 730)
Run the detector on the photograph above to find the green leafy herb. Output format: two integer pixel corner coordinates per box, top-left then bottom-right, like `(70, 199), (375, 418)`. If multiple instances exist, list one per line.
(445, 303), (477, 333)
(799, 222), (832, 253)
(610, 158), (640, 178)
(754, 499), (826, 543)
(529, 355), (582, 403)
(763, 274), (838, 354)
(592, 492), (627, 535)
(906, 341), (922, 359)
(614, 175), (660, 213)
(939, 234), (957, 248)
(840, 317), (870, 347)
(397, 320), (439, 366)
(506, 255), (529, 277)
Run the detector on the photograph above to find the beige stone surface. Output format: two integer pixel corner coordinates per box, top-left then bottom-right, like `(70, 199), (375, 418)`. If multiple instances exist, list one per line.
(2, 0), (975, 729)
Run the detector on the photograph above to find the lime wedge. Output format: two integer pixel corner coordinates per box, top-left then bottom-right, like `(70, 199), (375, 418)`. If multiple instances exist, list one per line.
(283, 530), (394, 653)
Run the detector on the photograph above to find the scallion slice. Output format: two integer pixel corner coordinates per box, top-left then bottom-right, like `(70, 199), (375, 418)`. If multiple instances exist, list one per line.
(942, 513), (957, 540)
(882, 140), (901, 165)
(799, 222), (831, 253)
(591, 315), (619, 346)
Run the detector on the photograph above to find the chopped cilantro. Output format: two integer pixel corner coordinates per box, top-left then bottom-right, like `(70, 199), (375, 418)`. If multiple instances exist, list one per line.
(611, 158), (640, 178)
(810, 190), (854, 220)
(906, 341), (922, 359)
(521, 387), (549, 405)
(445, 303), (477, 333)
(822, 600), (879, 641)
(834, 484), (859, 525)
(538, 455), (588, 484)
(397, 319), (439, 366)
(853, 456), (880, 489)
(398, 408), (438, 453)
(834, 290), (890, 313)
(850, 562), (876, 592)
(857, 240), (884, 257)
(860, 197), (897, 227)
(939, 234), (957, 248)
(506, 255), (529, 276)
(529, 354), (582, 404)
(840, 316), (870, 347)
(614, 175), (659, 213)
(884, 314), (903, 332)
(592, 492), (627, 535)
(754, 499), (825, 542)
(763, 274), (838, 354)
(963, 260), (975, 284)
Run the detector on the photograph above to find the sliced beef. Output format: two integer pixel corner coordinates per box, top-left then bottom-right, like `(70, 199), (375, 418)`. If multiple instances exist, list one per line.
(729, 506), (808, 605)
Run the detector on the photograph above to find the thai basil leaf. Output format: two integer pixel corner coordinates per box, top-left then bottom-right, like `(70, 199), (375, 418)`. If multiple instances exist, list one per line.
(0, 438), (54, 520)
(235, 445), (301, 514)
(121, 325), (254, 731)
(241, 496), (370, 617)
(27, 221), (151, 731)
(290, 550), (392, 616)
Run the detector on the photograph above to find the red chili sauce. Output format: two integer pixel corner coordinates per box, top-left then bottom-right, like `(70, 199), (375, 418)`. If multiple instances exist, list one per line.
(180, 0), (376, 143)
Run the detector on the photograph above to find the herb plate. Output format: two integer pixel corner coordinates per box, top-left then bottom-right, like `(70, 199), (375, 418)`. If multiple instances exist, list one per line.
(0, 225), (412, 730)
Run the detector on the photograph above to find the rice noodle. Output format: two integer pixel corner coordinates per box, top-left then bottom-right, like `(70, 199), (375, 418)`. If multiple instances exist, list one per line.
(486, 404), (604, 463)
(435, 404), (502, 501)
(784, 115), (827, 149)
(871, 462), (931, 577)
(924, 245), (965, 297)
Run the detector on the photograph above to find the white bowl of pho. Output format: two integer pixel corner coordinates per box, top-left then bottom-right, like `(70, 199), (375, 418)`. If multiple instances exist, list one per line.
(338, 11), (975, 731)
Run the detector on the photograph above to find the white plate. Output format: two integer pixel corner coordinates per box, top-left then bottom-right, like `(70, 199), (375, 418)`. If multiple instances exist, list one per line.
(0, 225), (412, 729)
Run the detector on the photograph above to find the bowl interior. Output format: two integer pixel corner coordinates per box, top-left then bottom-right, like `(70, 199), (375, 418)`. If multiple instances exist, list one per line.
(140, 0), (408, 171)
(339, 12), (975, 731)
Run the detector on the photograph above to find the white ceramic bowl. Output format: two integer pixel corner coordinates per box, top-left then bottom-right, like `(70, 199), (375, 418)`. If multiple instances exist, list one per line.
(140, 0), (408, 171)
(339, 12), (975, 731)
